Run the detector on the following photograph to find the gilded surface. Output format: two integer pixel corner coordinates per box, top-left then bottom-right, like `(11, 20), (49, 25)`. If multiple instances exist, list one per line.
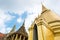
(28, 4), (60, 40)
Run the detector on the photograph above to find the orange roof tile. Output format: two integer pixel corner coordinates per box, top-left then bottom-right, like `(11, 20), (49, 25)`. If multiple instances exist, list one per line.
(0, 33), (5, 37)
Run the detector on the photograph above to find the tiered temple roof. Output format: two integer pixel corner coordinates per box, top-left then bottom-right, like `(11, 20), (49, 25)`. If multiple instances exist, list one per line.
(4, 21), (28, 40)
(16, 22), (28, 37)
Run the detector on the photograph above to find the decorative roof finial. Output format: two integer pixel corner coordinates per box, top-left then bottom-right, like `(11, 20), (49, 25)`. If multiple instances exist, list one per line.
(41, 2), (48, 14)
(9, 24), (16, 33)
(22, 19), (25, 26)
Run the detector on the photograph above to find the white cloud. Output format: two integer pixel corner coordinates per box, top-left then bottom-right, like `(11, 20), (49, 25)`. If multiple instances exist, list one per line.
(6, 27), (12, 33)
(0, 0), (60, 33)
(17, 18), (23, 23)
(25, 12), (41, 33)
(0, 26), (12, 33)
(0, 0), (42, 15)
(25, 15), (34, 33)
(43, 0), (60, 16)
(0, 10), (15, 33)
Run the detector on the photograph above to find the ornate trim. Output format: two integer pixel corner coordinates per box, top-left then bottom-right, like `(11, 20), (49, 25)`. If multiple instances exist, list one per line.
(51, 24), (60, 27)
(48, 20), (60, 24)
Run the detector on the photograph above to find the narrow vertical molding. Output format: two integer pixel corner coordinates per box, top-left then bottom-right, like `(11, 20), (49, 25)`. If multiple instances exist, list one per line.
(41, 25), (44, 40)
(28, 26), (34, 40)
(36, 19), (44, 40)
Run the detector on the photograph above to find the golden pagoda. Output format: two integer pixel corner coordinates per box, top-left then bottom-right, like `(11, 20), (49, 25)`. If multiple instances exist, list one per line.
(28, 4), (60, 40)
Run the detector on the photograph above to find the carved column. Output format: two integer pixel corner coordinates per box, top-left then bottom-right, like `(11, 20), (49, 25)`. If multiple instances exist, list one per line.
(35, 19), (44, 40)
(23, 37), (25, 40)
(9, 37), (11, 40)
(28, 24), (34, 40)
(19, 35), (22, 40)
(15, 34), (18, 40)
(10, 36), (12, 40)
(12, 35), (15, 40)
(8, 38), (9, 40)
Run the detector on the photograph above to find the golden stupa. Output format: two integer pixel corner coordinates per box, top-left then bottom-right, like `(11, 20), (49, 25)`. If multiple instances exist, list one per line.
(28, 4), (60, 40)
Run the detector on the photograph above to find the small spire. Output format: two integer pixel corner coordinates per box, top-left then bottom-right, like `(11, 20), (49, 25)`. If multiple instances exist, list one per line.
(38, 14), (40, 18)
(41, 3), (47, 12)
(22, 19), (25, 26)
(16, 19), (28, 36)
(9, 24), (16, 33)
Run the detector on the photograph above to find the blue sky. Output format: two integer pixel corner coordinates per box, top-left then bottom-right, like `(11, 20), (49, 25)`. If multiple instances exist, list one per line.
(0, 0), (60, 33)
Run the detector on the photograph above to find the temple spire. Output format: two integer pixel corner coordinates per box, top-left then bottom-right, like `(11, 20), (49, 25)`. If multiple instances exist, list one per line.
(16, 19), (28, 36)
(9, 24), (16, 33)
(22, 19), (25, 26)
(42, 4), (47, 12)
